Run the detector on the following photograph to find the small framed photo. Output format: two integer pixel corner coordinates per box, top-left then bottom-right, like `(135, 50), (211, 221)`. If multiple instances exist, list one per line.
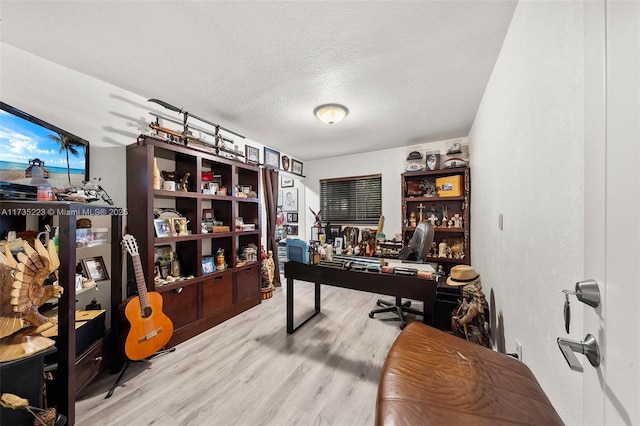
(334, 237), (344, 249)
(281, 155), (290, 171)
(292, 159), (303, 176)
(264, 147), (280, 169)
(202, 256), (216, 275)
(81, 256), (110, 281)
(282, 188), (298, 212)
(285, 225), (299, 235)
(286, 212), (298, 223)
(203, 208), (214, 220)
(281, 177), (294, 188)
(154, 218), (171, 237)
(245, 144), (260, 165)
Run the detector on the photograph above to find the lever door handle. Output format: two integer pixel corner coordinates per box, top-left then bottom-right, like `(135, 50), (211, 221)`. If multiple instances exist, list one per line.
(557, 334), (600, 372)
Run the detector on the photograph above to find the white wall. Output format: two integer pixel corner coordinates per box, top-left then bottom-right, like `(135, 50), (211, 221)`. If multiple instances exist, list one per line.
(468, 2), (584, 424)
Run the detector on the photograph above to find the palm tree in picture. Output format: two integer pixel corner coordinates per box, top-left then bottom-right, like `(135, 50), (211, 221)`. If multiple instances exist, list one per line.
(48, 133), (83, 187)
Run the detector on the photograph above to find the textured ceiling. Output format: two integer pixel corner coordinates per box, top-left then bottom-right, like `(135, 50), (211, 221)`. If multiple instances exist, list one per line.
(1, 1), (516, 160)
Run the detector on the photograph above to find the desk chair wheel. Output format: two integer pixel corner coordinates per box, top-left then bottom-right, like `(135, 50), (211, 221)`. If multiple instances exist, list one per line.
(369, 312), (375, 318)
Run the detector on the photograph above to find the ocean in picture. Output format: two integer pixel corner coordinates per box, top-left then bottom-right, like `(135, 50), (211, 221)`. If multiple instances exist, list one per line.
(0, 160), (85, 175)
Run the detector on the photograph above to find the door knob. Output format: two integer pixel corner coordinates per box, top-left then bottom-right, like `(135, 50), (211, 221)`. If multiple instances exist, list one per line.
(557, 334), (600, 372)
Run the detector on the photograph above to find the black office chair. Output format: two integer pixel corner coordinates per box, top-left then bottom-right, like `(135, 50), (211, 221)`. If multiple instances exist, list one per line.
(368, 221), (435, 329)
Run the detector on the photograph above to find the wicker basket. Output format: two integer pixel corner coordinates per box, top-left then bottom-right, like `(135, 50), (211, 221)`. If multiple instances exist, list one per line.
(261, 285), (274, 300)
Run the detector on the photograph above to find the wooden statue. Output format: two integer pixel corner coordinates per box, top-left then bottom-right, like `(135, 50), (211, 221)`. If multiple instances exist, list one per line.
(264, 251), (275, 286)
(0, 240), (63, 362)
(447, 265), (490, 347)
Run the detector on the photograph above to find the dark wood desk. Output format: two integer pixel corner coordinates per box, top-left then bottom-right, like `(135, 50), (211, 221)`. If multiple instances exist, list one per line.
(284, 262), (437, 334)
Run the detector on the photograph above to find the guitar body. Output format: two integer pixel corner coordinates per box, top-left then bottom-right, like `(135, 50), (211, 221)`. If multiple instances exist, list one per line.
(119, 291), (174, 361)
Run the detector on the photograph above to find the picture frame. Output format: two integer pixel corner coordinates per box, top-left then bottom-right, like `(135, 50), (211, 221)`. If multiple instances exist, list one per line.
(282, 188), (298, 212)
(281, 155), (290, 171)
(286, 212), (298, 223)
(81, 256), (109, 281)
(201, 256), (216, 275)
(281, 176), (294, 188)
(203, 208), (214, 220)
(334, 237), (344, 249)
(245, 144), (260, 165)
(154, 218), (171, 237)
(291, 159), (303, 176)
(264, 147), (280, 169)
(285, 225), (299, 235)
(154, 244), (173, 263)
(426, 153), (441, 171)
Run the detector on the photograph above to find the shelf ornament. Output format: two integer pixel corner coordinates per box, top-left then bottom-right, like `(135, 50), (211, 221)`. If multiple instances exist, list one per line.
(0, 240), (63, 361)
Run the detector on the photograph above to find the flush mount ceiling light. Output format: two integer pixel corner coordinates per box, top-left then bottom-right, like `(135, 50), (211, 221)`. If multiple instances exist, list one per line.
(313, 104), (349, 125)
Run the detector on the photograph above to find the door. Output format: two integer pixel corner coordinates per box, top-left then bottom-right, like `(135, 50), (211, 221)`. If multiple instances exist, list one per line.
(583, 1), (639, 424)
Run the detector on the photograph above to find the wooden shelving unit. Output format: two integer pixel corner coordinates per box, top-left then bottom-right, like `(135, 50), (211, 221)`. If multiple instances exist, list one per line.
(126, 135), (262, 347)
(401, 167), (470, 276)
(0, 200), (122, 425)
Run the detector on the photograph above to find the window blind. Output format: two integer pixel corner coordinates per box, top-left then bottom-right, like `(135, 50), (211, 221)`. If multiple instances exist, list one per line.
(319, 174), (382, 224)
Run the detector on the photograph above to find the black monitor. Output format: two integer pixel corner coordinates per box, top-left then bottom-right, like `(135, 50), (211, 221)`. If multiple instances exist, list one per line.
(399, 221), (435, 262)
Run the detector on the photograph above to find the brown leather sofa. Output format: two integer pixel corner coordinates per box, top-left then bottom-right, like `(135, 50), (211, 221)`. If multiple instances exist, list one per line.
(376, 322), (563, 425)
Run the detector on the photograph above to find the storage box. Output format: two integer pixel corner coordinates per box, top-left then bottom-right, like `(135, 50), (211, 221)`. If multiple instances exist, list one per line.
(435, 175), (463, 197)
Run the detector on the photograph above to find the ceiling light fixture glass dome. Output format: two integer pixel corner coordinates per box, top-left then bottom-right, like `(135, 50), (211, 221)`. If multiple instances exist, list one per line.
(314, 104), (349, 125)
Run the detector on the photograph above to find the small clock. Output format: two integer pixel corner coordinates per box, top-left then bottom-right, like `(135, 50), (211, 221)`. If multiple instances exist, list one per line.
(426, 153), (440, 170)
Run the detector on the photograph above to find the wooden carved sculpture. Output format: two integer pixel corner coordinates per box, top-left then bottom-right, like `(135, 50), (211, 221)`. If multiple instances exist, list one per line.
(451, 282), (490, 347)
(0, 240), (63, 362)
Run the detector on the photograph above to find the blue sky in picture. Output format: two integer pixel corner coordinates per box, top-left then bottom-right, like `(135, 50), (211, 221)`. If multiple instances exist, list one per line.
(0, 109), (86, 174)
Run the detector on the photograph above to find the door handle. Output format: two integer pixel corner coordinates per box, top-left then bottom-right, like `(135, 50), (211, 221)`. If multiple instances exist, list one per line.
(557, 334), (600, 372)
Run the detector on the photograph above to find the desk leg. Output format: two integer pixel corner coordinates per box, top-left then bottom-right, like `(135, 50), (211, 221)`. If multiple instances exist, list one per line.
(287, 276), (294, 334)
(315, 282), (321, 312)
(287, 278), (322, 334)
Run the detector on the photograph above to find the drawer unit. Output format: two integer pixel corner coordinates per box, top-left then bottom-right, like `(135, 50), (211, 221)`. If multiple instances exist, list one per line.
(235, 265), (260, 302)
(161, 284), (199, 329)
(202, 274), (233, 316)
(75, 338), (105, 394)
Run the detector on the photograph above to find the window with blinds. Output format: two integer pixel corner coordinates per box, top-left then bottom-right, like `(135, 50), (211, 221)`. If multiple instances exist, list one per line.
(319, 174), (382, 224)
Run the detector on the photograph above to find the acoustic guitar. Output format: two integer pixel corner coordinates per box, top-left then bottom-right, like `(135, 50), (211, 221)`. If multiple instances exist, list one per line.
(119, 234), (174, 361)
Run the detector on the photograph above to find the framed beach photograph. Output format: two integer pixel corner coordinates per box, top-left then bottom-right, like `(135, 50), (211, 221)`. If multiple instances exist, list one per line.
(282, 188), (298, 212)
(154, 218), (171, 237)
(264, 147), (280, 169)
(291, 159), (303, 176)
(245, 144), (259, 165)
(286, 212), (298, 223)
(281, 176), (294, 188)
(81, 256), (109, 281)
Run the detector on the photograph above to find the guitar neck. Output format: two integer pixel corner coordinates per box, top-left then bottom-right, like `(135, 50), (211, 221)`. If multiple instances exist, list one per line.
(131, 253), (150, 309)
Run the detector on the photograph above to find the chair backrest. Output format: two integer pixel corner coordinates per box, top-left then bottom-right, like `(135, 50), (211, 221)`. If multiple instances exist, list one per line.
(399, 221), (435, 261)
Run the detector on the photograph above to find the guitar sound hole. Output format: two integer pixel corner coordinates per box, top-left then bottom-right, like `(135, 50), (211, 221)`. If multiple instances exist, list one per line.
(142, 306), (152, 318)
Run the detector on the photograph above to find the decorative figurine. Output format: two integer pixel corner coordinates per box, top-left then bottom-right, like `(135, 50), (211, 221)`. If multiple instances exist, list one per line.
(216, 248), (226, 271)
(179, 172), (190, 192)
(452, 213), (463, 228)
(447, 265), (490, 347)
(0, 240), (63, 362)
(175, 218), (189, 236)
(264, 250), (275, 286)
(409, 211), (417, 227)
(417, 203), (426, 222)
(438, 239), (448, 258)
(427, 212), (438, 227)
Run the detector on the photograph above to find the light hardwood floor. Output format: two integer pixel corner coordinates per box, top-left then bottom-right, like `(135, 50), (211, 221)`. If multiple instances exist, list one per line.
(75, 280), (422, 425)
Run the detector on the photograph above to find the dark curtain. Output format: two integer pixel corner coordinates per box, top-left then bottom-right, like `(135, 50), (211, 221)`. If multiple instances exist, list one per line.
(262, 167), (281, 286)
